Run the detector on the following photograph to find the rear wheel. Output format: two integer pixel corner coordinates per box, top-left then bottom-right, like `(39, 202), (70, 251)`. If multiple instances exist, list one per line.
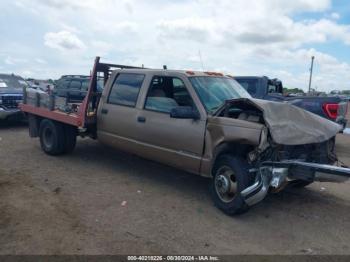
(211, 155), (255, 215)
(39, 119), (65, 155)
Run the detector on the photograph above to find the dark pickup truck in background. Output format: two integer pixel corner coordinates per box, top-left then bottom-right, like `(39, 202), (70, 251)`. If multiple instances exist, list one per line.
(54, 75), (104, 102)
(234, 76), (348, 129)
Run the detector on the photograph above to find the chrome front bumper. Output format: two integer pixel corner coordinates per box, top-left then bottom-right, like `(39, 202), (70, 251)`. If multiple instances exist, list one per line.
(241, 160), (350, 207)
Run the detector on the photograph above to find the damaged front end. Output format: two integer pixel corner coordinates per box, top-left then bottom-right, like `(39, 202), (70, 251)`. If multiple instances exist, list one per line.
(214, 98), (350, 207)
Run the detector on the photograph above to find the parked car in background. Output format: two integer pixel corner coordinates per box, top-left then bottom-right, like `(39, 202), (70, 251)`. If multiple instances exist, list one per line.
(234, 76), (348, 129)
(0, 74), (27, 121)
(26, 78), (54, 93)
(54, 75), (104, 102)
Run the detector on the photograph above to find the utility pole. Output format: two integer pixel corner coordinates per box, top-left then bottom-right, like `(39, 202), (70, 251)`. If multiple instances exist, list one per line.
(198, 49), (205, 71)
(308, 56), (315, 94)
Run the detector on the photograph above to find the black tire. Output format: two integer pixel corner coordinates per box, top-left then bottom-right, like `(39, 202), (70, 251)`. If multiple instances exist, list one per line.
(211, 155), (255, 215)
(39, 119), (65, 155)
(63, 124), (77, 153)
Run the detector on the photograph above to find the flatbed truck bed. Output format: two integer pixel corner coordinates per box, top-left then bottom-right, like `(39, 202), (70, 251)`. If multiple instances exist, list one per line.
(20, 57), (143, 130)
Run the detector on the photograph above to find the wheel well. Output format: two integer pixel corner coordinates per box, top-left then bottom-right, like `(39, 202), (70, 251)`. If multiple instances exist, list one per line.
(211, 142), (254, 176)
(28, 115), (79, 138)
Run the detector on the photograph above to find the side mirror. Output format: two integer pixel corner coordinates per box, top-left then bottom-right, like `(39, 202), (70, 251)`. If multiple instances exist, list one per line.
(170, 106), (200, 120)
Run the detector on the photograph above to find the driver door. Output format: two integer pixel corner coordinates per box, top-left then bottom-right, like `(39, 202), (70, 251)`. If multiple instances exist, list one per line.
(136, 75), (206, 174)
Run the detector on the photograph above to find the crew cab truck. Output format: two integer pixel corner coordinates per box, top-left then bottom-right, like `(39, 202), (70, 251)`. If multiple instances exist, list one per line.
(20, 57), (350, 215)
(234, 76), (348, 129)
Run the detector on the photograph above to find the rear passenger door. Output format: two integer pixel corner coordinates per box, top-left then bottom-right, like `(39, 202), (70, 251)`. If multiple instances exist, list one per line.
(137, 75), (206, 174)
(97, 73), (145, 153)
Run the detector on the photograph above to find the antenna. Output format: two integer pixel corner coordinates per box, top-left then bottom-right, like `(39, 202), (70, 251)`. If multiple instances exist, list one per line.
(198, 49), (205, 71)
(308, 56), (315, 93)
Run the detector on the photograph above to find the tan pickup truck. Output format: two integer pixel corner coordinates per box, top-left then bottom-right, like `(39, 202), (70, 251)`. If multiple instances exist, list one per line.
(20, 58), (350, 215)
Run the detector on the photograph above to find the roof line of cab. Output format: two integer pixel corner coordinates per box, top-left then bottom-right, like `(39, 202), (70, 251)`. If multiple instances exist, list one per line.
(112, 68), (230, 77)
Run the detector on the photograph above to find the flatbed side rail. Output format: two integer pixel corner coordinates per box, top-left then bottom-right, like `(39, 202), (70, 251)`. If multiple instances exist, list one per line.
(20, 103), (82, 126)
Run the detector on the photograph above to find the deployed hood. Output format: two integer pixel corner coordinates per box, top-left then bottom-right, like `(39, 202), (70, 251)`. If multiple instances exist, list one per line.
(216, 98), (342, 145)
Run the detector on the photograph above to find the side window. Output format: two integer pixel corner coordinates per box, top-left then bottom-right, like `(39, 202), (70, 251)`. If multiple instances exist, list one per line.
(56, 79), (70, 89)
(69, 80), (82, 90)
(268, 84), (277, 93)
(145, 76), (195, 113)
(81, 80), (89, 91)
(108, 73), (145, 107)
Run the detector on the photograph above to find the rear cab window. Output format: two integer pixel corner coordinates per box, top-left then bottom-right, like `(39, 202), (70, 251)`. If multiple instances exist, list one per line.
(108, 73), (145, 107)
(235, 78), (259, 96)
(69, 80), (82, 89)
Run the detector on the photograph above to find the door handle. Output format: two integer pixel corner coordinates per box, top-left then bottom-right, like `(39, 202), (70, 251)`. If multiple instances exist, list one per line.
(137, 116), (146, 123)
(101, 108), (108, 114)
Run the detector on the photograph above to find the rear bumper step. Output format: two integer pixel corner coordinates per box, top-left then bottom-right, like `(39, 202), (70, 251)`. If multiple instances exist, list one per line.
(242, 160), (350, 207)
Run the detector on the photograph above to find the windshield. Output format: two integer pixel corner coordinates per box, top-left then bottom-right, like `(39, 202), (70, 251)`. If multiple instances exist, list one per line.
(189, 76), (251, 113)
(0, 74), (28, 89)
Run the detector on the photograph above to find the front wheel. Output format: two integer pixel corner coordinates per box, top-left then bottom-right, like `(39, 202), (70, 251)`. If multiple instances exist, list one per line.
(211, 155), (255, 215)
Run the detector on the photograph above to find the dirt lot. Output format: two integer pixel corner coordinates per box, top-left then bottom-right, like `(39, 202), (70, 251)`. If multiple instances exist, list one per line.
(0, 118), (350, 255)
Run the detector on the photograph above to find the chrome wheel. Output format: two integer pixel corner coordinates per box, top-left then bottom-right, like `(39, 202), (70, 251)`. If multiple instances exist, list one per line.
(214, 166), (237, 203)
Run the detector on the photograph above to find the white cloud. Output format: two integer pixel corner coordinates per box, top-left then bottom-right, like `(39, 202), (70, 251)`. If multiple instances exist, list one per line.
(330, 12), (340, 20)
(267, 0), (331, 13)
(4, 56), (27, 65)
(44, 31), (86, 51)
(114, 21), (138, 32)
(90, 41), (113, 56)
(158, 17), (216, 42)
(3, 0), (350, 91)
(33, 0), (90, 10)
(35, 58), (47, 64)
(21, 70), (33, 77)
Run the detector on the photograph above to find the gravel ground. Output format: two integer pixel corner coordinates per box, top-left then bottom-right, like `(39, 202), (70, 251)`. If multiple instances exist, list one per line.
(0, 118), (350, 255)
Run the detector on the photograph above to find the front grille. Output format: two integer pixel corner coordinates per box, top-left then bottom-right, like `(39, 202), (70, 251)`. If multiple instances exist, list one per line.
(1, 95), (22, 109)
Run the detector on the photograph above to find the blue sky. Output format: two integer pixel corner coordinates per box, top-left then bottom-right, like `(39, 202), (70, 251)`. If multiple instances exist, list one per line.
(0, 0), (349, 92)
